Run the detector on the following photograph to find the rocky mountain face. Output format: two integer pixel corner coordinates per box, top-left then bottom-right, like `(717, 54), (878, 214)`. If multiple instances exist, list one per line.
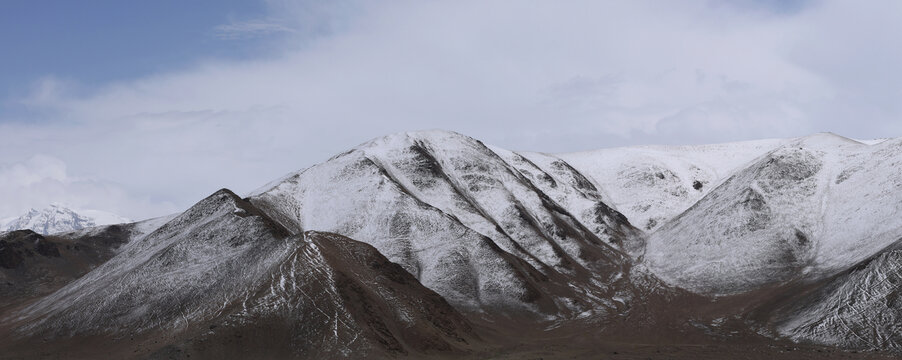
(2, 204), (130, 235)
(771, 241), (902, 352)
(2, 130), (902, 359)
(249, 131), (641, 321)
(0, 216), (170, 313)
(643, 135), (902, 291)
(3, 190), (475, 359)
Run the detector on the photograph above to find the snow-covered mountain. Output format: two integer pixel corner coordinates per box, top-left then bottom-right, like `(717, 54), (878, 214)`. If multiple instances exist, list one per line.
(558, 138), (789, 231)
(11, 190), (474, 358)
(645, 134), (902, 295)
(4, 130), (902, 358)
(774, 242), (902, 352)
(2, 204), (130, 235)
(249, 131), (641, 319)
(0, 215), (174, 312)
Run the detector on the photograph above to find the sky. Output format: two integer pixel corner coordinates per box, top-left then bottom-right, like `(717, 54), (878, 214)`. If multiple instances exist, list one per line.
(0, 0), (900, 221)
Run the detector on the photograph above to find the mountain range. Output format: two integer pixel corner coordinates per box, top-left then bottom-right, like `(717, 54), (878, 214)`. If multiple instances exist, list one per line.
(1, 204), (130, 235)
(1, 130), (901, 359)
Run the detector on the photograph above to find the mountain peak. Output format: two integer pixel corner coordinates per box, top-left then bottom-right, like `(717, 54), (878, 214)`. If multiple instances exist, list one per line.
(357, 129), (476, 151)
(3, 204), (130, 235)
(7, 131), (902, 357)
(795, 132), (864, 147)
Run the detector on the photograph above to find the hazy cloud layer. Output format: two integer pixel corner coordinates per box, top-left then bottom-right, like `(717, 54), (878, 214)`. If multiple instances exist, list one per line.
(0, 156), (178, 220)
(214, 20), (298, 40)
(1, 0), (900, 219)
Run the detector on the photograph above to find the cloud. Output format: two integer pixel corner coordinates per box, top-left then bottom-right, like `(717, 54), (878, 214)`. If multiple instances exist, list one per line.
(214, 20), (298, 40)
(27, 1), (848, 140)
(1, 0), (900, 218)
(0, 155), (178, 220)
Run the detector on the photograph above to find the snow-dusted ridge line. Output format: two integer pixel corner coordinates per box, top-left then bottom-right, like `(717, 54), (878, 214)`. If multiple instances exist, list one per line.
(8, 129), (902, 356)
(3, 203), (130, 235)
(557, 137), (793, 231)
(248, 130), (640, 319)
(644, 133), (902, 294)
(8, 189), (475, 357)
(555, 132), (888, 233)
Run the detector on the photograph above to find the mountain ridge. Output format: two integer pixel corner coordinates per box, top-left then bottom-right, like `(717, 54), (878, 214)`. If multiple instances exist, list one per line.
(2, 189), (477, 359)
(248, 131), (649, 321)
(2, 204), (130, 235)
(3, 130), (902, 358)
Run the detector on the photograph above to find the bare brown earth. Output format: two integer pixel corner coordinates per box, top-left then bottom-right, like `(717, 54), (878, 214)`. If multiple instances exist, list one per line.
(2, 244), (898, 359)
(3, 318), (897, 360)
(1, 285), (899, 360)
(456, 272), (900, 360)
(0, 226), (132, 315)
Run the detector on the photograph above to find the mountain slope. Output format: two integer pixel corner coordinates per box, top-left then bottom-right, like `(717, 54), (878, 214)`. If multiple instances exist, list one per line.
(559, 138), (788, 231)
(645, 134), (902, 294)
(6, 130), (902, 358)
(2, 189), (475, 359)
(0, 216), (171, 314)
(772, 240), (902, 351)
(3, 204), (130, 235)
(491, 147), (644, 256)
(250, 131), (640, 320)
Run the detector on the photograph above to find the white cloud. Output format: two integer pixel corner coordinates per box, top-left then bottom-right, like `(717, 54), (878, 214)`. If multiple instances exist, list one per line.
(214, 20), (298, 40)
(1, 0), (900, 218)
(0, 155), (178, 220)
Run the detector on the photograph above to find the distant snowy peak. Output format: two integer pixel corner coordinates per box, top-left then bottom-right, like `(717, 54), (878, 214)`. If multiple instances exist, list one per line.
(3, 204), (130, 235)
